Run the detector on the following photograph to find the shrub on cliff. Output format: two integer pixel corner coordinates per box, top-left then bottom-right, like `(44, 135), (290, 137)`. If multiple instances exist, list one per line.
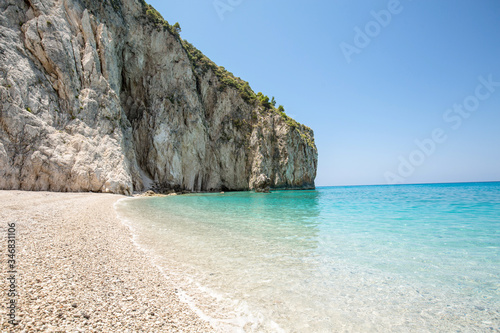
(173, 22), (181, 34)
(142, 3), (181, 39)
(257, 92), (271, 109)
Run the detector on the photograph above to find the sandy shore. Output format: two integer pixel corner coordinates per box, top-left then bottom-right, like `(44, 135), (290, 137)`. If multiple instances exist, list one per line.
(0, 191), (215, 332)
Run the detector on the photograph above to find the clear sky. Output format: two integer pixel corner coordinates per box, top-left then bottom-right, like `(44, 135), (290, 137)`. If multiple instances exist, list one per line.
(146, 0), (500, 186)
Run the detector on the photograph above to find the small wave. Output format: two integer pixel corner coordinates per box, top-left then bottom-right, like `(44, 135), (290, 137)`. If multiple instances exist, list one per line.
(114, 198), (284, 332)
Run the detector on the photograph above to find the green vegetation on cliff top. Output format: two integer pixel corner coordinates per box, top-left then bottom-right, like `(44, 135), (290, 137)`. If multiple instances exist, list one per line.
(140, 1), (315, 148)
(180, 41), (257, 104)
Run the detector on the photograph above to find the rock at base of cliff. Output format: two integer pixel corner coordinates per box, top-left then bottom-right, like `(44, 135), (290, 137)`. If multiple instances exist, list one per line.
(254, 174), (271, 193)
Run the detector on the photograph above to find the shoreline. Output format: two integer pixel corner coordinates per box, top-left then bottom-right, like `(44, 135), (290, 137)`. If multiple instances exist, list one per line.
(0, 190), (214, 332)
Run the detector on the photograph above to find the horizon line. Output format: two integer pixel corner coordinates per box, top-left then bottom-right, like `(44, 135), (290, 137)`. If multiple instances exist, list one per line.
(317, 180), (500, 188)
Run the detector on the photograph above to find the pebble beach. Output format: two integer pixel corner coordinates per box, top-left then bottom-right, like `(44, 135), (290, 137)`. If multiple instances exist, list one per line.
(0, 191), (214, 332)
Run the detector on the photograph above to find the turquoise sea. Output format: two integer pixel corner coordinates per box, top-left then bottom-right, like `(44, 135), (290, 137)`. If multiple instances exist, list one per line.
(115, 182), (500, 332)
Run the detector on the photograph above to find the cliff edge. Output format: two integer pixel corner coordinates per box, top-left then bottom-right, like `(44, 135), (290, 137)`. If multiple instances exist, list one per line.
(0, 0), (318, 195)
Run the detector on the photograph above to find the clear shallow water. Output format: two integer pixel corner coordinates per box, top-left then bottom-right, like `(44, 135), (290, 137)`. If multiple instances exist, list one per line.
(116, 182), (500, 332)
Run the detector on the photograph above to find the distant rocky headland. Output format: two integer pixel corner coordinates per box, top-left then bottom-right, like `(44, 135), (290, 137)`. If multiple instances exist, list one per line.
(0, 0), (317, 195)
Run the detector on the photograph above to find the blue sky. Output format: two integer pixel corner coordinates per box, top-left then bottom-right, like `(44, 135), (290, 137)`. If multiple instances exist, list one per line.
(146, 0), (500, 186)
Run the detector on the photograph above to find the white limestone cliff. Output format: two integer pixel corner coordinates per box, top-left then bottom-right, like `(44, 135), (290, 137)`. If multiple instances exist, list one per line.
(0, 0), (317, 195)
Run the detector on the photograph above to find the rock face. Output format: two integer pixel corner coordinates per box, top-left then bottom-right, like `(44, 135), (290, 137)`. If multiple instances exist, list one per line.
(253, 174), (271, 193)
(0, 0), (318, 195)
